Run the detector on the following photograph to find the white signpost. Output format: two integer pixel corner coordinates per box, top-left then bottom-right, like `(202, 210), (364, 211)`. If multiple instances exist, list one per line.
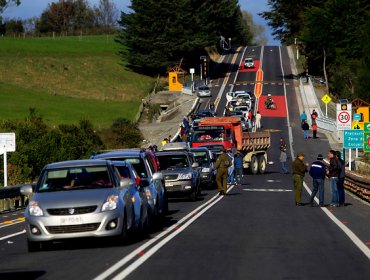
(0, 133), (16, 187)
(336, 103), (352, 130)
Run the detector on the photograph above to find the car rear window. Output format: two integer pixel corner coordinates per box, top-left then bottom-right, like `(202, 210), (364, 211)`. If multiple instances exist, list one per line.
(156, 154), (190, 170)
(107, 157), (148, 179)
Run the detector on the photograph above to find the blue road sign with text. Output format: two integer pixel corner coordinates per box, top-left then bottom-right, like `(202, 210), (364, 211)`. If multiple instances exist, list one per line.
(343, 130), (363, 149)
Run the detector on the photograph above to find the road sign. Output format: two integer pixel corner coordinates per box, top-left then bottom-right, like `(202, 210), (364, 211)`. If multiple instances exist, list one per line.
(321, 94), (331, 104)
(352, 120), (364, 130)
(343, 130), (363, 149)
(353, 113), (362, 121)
(364, 122), (370, 152)
(336, 103), (352, 130)
(0, 133), (16, 152)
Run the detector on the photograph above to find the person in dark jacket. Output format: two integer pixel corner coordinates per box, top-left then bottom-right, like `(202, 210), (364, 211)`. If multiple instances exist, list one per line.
(214, 148), (231, 196)
(327, 150), (340, 207)
(336, 151), (346, 206)
(234, 151), (243, 185)
(302, 120), (310, 139)
(292, 152), (309, 206)
(309, 154), (327, 206)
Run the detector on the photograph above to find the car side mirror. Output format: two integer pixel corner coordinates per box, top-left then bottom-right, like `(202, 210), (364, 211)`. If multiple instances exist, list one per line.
(152, 172), (163, 181)
(192, 162), (199, 168)
(120, 178), (134, 188)
(20, 184), (33, 195)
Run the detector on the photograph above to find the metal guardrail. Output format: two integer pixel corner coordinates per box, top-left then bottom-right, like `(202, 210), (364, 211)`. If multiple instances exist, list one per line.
(344, 170), (370, 203)
(0, 184), (33, 212)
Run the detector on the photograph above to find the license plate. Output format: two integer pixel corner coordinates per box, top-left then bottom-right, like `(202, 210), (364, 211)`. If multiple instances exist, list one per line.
(165, 182), (173, 187)
(60, 216), (83, 225)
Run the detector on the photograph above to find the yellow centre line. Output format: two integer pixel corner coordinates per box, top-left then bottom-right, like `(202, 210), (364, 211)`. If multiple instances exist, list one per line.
(223, 47), (242, 86)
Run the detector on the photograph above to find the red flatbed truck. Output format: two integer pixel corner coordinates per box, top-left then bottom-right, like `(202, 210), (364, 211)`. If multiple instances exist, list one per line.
(189, 117), (271, 174)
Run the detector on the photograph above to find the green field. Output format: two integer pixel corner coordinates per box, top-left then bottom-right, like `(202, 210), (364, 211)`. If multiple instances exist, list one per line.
(0, 35), (155, 127)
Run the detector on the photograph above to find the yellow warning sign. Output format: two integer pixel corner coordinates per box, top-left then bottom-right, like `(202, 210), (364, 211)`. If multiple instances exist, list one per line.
(352, 120), (364, 130)
(321, 94), (332, 104)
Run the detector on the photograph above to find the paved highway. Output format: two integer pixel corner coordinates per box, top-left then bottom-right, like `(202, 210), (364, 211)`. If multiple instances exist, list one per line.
(1, 46), (369, 280)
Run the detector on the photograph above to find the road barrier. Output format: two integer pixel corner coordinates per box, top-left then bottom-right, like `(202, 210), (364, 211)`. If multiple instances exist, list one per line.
(344, 170), (370, 203)
(0, 184), (32, 212)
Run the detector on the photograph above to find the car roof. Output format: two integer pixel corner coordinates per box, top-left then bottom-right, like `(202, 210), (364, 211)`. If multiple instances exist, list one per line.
(156, 150), (189, 156)
(45, 159), (110, 169)
(92, 150), (146, 159)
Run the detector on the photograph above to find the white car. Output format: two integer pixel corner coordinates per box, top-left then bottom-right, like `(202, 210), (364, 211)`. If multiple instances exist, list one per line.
(197, 86), (211, 97)
(244, 57), (255, 68)
(226, 90), (253, 102)
(233, 105), (250, 118)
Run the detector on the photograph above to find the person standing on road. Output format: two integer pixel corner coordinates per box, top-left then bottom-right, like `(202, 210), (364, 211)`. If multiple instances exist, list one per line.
(300, 111), (307, 124)
(327, 150), (340, 207)
(311, 109), (318, 124)
(214, 148), (231, 196)
(227, 149), (235, 185)
(255, 111), (262, 129)
(292, 152), (309, 206)
(336, 151), (346, 206)
(309, 154), (326, 207)
(302, 120), (310, 139)
(183, 116), (190, 134)
(312, 122), (318, 139)
(279, 137), (289, 174)
(247, 110), (253, 130)
(234, 151), (244, 185)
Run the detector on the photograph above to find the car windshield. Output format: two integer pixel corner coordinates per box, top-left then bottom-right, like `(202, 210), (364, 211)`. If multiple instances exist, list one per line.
(105, 157), (148, 178)
(199, 86), (209, 91)
(37, 166), (113, 192)
(156, 154), (190, 170)
(191, 129), (225, 142)
(245, 58), (253, 63)
(192, 151), (210, 165)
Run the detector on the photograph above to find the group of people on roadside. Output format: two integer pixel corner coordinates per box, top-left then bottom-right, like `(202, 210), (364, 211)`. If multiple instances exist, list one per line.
(292, 149), (345, 207)
(300, 109), (318, 139)
(214, 147), (244, 196)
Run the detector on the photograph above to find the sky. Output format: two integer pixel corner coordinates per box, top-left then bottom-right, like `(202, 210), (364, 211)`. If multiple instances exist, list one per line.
(2, 0), (279, 45)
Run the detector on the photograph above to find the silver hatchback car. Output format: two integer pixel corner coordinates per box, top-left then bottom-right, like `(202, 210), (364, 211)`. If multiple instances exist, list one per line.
(21, 160), (136, 252)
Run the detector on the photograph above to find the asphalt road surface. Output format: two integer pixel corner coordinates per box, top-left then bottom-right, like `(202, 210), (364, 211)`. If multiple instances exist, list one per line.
(1, 46), (369, 280)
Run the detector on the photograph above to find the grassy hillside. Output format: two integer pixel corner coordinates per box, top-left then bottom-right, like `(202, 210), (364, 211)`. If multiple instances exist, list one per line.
(0, 35), (155, 127)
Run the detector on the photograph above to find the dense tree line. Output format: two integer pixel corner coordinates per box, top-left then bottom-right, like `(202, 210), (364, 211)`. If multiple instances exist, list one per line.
(116, 0), (253, 74)
(1, 0), (119, 36)
(0, 109), (143, 185)
(261, 0), (370, 101)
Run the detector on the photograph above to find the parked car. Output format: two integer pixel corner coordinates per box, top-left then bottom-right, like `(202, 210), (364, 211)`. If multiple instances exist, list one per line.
(226, 90), (253, 102)
(155, 150), (200, 201)
(244, 57), (255, 68)
(233, 105), (250, 118)
(190, 147), (216, 188)
(21, 160), (136, 252)
(197, 86), (211, 97)
(91, 150), (168, 217)
(111, 160), (151, 230)
(195, 109), (215, 119)
(198, 144), (225, 158)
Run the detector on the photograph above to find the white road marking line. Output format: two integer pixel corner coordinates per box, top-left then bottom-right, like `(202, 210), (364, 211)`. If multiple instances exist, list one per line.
(111, 185), (236, 280)
(0, 219), (24, 229)
(303, 182), (370, 260)
(280, 45), (370, 260)
(0, 230), (26, 241)
(242, 189), (292, 192)
(94, 187), (235, 280)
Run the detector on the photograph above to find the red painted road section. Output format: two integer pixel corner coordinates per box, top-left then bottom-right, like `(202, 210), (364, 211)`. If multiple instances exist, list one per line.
(258, 96), (287, 117)
(239, 60), (260, 73)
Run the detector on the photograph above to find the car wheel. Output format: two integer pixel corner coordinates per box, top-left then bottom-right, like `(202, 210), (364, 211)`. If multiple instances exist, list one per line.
(189, 191), (197, 202)
(258, 155), (267, 174)
(250, 155), (258, 175)
(117, 211), (129, 245)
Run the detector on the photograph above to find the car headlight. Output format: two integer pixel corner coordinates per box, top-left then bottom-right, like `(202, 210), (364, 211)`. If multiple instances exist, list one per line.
(178, 173), (192, 180)
(29, 201), (44, 216)
(102, 195), (118, 211)
(202, 168), (211, 173)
